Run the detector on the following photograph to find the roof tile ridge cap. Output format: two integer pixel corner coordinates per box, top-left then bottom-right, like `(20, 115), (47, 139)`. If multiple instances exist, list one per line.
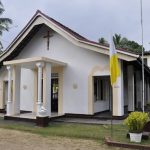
(116, 47), (139, 55)
(83, 39), (109, 47)
(36, 10), (42, 14)
(38, 10), (88, 40)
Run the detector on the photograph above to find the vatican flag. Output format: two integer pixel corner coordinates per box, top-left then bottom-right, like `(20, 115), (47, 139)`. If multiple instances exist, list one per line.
(109, 37), (120, 85)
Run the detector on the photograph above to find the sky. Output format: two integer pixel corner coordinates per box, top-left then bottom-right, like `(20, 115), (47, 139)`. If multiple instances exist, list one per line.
(1, 0), (150, 51)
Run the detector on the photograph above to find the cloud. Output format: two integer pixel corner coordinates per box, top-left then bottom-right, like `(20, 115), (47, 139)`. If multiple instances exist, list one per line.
(1, 0), (150, 50)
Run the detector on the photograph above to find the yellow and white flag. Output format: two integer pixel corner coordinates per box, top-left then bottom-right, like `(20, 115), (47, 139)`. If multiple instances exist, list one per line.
(109, 36), (120, 85)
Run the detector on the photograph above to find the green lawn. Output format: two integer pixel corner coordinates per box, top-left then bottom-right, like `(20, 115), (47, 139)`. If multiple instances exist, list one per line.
(0, 119), (150, 145)
(0, 122), (111, 142)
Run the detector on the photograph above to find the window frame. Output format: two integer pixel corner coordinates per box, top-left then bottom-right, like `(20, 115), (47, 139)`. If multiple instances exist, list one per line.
(93, 76), (109, 101)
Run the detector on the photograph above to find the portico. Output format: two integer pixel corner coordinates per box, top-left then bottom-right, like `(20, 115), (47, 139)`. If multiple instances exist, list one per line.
(3, 57), (67, 119)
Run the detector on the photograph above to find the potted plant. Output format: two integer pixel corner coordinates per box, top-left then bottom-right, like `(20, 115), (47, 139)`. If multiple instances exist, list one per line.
(124, 111), (149, 143)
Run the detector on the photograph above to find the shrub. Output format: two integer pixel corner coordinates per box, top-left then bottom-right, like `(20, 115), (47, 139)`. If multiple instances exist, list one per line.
(124, 111), (149, 133)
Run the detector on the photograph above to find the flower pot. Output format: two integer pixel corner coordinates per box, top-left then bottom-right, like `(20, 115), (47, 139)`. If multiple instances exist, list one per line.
(129, 132), (142, 143)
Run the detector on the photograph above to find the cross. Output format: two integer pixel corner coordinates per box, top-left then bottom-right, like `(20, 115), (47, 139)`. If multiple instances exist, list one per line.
(43, 31), (53, 50)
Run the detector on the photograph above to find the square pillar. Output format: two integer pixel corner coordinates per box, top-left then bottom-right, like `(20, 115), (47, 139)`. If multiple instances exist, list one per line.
(0, 81), (4, 109)
(127, 65), (134, 112)
(147, 78), (150, 104)
(33, 68), (38, 113)
(145, 78), (147, 104)
(43, 63), (51, 117)
(12, 65), (21, 115)
(112, 60), (124, 116)
(136, 70), (142, 109)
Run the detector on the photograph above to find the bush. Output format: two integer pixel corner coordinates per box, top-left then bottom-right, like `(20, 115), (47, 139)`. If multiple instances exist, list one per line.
(124, 111), (149, 133)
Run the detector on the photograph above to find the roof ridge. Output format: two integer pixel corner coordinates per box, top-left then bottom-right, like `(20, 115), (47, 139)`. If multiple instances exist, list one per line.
(0, 10), (139, 62)
(38, 10), (88, 41)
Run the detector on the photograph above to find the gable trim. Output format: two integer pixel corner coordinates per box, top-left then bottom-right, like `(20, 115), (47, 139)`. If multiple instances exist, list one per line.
(0, 10), (139, 64)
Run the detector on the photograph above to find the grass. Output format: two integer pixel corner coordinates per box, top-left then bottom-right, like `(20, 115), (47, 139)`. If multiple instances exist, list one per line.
(0, 118), (126, 142)
(0, 122), (111, 142)
(0, 119), (150, 145)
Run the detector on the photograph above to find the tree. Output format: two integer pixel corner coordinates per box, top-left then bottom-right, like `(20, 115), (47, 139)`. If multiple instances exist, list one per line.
(98, 34), (143, 53)
(113, 34), (122, 48)
(113, 34), (143, 53)
(98, 37), (108, 46)
(0, 1), (12, 50)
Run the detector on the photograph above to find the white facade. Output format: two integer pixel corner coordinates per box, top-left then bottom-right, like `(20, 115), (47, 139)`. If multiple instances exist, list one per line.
(20, 68), (34, 111)
(0, 24), (111, 115)
(0, 11), (149, 118)
(15, 26), (110, 114)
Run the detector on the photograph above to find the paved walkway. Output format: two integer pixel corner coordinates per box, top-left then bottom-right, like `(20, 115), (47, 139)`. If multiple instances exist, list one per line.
(0, 112), (123, 125)
(53, 117), (123, 125)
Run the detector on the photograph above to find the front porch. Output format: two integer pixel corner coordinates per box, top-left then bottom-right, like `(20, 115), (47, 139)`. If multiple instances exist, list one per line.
(92, 59), (150, 117)
(3, 57), (67, 122)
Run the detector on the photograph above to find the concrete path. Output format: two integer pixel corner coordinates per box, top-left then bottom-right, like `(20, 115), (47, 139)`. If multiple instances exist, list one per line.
(53, 117), (123, 125)
(0, 112), (123, 125)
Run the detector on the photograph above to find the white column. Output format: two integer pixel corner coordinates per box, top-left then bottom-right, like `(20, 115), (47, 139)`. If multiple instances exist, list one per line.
(136, 70), (142, 109)
(145, 79), (147, 104)
(112, 60), (124, 116)
(0, 81), (4, 109)
(127, 65), (134, 112)
(36, 62), (44, 116)
(13, 66), (21, 115)
(43, 63), (51, 117)
(6, 65), (13, 116)
(147, 78), (150, 104)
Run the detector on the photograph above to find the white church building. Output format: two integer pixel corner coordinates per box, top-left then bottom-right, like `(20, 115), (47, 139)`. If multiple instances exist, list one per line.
(0, 10), (150, 120)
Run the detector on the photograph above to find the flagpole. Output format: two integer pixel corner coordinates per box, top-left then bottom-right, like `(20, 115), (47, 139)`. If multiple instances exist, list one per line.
(140, 0), (144, 112)
(109, 34), (120, 139)
(110, 34), (113, 139)
(111, 86), (113, 138)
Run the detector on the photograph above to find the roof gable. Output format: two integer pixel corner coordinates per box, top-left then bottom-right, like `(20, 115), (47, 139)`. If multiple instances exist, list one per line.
(0, 10), (139, 65)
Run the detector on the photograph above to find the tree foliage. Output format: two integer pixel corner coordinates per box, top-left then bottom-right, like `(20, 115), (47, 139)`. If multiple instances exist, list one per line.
(113, 34), (122, 46)
(98, 37), (108, 46)
(98, 34), (144, 53)
(0, 1), (12, 50)
(113, 34), (143, 53)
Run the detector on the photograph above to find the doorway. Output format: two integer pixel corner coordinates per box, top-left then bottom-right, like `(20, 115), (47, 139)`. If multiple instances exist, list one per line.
(51, 78), (59, 112)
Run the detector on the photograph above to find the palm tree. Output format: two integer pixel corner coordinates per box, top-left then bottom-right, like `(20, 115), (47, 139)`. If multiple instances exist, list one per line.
(112, 34), (143, 53)
(0, 1), (12, 50)
(113, 34), (122, 48)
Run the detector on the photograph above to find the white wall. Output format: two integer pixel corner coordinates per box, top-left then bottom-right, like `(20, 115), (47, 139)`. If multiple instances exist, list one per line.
(0, 66), (8, 81)
(20, 68), (34, 111)
(3, 25), (110, 114)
